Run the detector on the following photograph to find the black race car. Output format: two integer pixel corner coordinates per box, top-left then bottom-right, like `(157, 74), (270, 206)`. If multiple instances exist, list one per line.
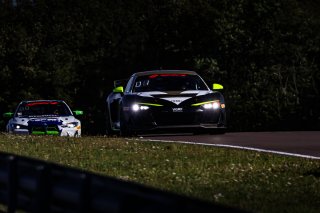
(105, 70), (226, 136)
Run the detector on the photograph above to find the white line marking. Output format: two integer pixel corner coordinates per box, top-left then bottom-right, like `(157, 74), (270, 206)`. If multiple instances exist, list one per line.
(139, 138), (320, 160)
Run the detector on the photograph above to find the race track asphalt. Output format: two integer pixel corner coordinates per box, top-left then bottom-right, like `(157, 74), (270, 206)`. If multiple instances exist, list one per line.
(142, 131), (320, 159)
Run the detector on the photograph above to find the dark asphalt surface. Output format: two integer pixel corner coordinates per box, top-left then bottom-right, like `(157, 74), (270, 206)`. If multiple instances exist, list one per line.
(143, 131), (320, 159)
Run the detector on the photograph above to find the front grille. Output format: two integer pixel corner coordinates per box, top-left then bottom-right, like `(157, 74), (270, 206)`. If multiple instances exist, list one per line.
(153, 112), (199, 126)
(151, 107), (222, 126)
(29, 125), (59, 135)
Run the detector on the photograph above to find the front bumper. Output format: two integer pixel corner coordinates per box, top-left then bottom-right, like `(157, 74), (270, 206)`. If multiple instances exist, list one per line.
(10, 126), (80, 137)
(11, 129), (29, 135)
(126, 107), (226, 132)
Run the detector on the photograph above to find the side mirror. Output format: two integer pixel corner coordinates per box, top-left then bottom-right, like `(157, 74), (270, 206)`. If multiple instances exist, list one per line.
(73, 110), (84, 116)
(213, 83), (223, 90)
(113, 86), (124, 93)
(114, 79), (128, 88)
(3, 112), (14, 118)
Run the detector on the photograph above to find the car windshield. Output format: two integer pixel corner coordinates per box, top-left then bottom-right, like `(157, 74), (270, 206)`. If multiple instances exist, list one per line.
(15, 101), (72, 117)
(132, 74), (208, 92)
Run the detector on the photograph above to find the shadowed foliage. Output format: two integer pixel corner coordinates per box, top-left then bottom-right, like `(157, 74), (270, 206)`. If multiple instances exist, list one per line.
(0, 0), (319, 134)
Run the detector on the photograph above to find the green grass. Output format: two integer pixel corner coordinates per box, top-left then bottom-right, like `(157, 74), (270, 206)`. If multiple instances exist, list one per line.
(0, 133), (320, 212)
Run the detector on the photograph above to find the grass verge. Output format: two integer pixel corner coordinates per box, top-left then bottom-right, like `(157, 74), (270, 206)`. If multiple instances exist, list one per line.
(0, 133), (320, 212)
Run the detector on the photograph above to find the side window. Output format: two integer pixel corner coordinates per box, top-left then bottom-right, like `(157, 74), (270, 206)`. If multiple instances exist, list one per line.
(125, 77), (134, 93)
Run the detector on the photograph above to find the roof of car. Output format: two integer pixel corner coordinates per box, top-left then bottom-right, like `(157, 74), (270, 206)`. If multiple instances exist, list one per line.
(132, 70), (198, 77)
(21, 100), (64, 104)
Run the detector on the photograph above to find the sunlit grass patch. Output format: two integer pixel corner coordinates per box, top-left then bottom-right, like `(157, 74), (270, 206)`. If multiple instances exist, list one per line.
(0, 133), (319, 213)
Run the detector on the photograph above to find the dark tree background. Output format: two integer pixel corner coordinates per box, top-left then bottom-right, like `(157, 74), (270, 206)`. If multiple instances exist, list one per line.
(0, 0), (319, 134)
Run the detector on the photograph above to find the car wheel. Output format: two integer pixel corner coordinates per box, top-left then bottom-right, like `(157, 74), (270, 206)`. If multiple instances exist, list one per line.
(106, 106), (117, 136)
(74, 131), (80, 137)
(119, 108), (133, 137)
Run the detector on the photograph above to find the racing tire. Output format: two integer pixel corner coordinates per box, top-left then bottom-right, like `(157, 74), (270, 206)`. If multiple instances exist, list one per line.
(119, 108), (133, 137)
(105, 106), (117, 136)
(74, 131), (80, 137)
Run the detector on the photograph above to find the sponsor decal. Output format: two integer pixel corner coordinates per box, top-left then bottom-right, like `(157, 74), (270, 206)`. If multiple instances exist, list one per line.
(160, 97), (191, 105)
(172, 108), (183, 112)
(28, 118), (62, 126)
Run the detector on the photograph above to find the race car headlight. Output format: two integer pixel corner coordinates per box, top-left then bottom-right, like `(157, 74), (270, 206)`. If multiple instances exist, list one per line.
(192, 101), (223, 110)
(63, 122), (79, 128)
(11, 124), (28, 129)
(132, 104), (150, 111)
(203, 102), (220, 109)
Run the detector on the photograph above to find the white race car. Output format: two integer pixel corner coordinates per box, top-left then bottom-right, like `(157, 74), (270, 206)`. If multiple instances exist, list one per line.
(3, 100), (83, 137)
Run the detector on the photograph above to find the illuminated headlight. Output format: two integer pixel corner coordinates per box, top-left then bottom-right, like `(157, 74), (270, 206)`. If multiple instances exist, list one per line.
(132, 104), (150, 111)
(203, 102), (220, 109)
(132, 104), (140, 111)
(64, 122), (79, 128)
(11, 124), (27, 129)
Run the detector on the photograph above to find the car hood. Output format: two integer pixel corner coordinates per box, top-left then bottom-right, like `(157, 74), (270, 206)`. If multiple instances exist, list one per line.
(134, 90), (214, 106)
